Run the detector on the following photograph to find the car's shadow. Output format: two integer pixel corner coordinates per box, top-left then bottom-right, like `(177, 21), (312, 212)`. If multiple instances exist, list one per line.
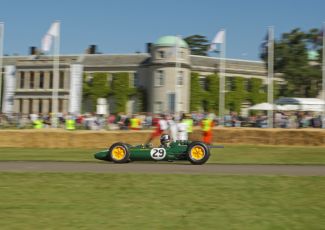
(99, 161), (196, 166)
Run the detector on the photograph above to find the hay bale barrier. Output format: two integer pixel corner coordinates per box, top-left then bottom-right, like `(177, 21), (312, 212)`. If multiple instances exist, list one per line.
(0, 128), (324, 148)
(211, 128), (325, 146)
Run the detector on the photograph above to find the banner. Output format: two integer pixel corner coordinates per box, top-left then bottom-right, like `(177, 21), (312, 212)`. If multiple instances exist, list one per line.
(68, 64), (83, 114)
(2, 65), (16, 114)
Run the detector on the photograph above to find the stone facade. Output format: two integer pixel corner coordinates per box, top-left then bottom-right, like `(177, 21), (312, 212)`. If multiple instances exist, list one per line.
(0, 36), (272, 115)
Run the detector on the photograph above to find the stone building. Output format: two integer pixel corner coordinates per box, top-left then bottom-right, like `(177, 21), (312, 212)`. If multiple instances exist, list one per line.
(0, 35), (275, 115)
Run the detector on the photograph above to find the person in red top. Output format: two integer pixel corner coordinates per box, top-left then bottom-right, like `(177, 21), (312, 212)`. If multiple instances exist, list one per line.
(145, 114), (168, 145)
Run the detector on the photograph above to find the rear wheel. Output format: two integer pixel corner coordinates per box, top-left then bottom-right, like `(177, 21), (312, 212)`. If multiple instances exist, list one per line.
(187, 141), (210, 165)
(109, 143), (130, 163)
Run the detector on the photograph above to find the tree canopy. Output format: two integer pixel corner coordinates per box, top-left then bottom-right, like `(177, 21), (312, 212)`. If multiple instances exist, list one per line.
(260, 28), (322, 97)
(184, 35), (210, 56)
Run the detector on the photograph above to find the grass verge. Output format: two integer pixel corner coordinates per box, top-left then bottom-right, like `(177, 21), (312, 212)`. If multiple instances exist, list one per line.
(0, 173), (324, 230)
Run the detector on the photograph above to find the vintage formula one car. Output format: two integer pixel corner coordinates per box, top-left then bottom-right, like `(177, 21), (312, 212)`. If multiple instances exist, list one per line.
(94, 138), (213, 165)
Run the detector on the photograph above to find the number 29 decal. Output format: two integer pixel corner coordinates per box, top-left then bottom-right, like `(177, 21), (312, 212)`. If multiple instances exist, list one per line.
(150, 148), (166, 160)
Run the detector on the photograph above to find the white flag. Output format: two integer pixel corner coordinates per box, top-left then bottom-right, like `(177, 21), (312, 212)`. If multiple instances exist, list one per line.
(41, 22), (59, 52)
(41, 34), (52, 52)
(47, 22), (59, 37)
(209, 30), (225, 51)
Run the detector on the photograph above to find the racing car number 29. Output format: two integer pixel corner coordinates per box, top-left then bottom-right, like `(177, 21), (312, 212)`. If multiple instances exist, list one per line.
(150, 148), (166, 160)
(94, 140), (215, 164)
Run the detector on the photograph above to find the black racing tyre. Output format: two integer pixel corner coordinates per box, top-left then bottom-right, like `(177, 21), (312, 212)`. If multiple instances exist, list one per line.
(186, 141), (210, 165)
(108, 142), (130, 163)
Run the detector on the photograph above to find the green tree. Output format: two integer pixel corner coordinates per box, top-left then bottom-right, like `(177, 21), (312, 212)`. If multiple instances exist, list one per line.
(260, 28), (322, 97)
(184, 35), (210, 56)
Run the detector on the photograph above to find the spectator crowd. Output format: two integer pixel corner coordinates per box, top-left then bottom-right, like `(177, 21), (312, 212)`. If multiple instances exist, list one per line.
(0, 110), (324, 130)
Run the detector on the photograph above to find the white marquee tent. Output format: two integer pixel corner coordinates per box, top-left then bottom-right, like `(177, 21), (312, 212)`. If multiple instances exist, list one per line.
(248, 98), (325, 111)
(275, 98), (325, 112)
(248, 103), (285, 111)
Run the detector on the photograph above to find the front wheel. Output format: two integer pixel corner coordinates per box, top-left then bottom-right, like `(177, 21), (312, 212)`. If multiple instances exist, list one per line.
(187, 141), (210, 165)
(109, 143), (130, 163)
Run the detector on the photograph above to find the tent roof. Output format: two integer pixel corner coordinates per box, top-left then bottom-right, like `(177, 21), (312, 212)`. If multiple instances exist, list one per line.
(275, 97), (325, 105)
(248, 103), (279, 110)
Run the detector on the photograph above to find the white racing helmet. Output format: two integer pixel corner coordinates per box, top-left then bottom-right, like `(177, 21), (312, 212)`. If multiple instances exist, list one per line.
(160, 134), (171, 145)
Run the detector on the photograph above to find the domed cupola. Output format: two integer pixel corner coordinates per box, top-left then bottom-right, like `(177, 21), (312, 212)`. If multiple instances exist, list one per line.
(150, 35), (190, 65)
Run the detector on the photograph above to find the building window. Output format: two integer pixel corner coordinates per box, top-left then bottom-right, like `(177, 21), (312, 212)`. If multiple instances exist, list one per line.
(129, 72), (139, 88)
(59, 71), (65, 89)
(20, 72), (25, 89)
(260, 85), (267, 93)
(19, 99), (23, 113)
(157, 50), (165, 59)
(279, 84), (286, 96)
(244, 79), (252, 92)
(30, 72), (35, 89)
(29, 99), (33, 114)
(49, 99), (52, 113)
(155, 70), (164, 86)
(154, 101), (163, 113)
(179, 51), (185, 59)
(134, 72), (139, 87)
(226, 78), (236, 91)
(129, 73), (134, 88)
(59, 99), (63, 112)
(199, 76), (208, 91)
(49, 71), (53, 89)
(38, 100), (43, 114)
(177, 71), (184, 86)
(168, 93), (176, 113)
(39, 72), (44, 89)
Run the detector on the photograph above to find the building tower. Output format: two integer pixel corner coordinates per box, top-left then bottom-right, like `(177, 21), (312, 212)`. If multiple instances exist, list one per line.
(148, 36), (191, 114)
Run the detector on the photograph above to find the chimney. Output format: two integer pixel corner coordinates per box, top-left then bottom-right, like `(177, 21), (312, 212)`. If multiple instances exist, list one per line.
(146, 43), (152, 54)
(88, 45), (97, 54)
(29, 46), (37, 55)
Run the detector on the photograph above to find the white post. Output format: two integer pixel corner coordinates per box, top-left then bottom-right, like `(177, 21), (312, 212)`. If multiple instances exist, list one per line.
(267, 26), (274, 128)
(322, 22), (325, 128)
(175, 35), (181, 115)
(52, 21), (60, 128)
(218, 29), (226, 126)
(0, 23), (4, 112)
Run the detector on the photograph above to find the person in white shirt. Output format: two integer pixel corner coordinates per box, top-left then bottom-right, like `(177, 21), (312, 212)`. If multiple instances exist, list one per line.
(177, 119), (188, 141)
(167, 114), (178, 142)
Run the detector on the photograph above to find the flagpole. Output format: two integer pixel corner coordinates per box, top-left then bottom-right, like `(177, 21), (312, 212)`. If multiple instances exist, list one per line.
(52, 21), (60, 128)
(175, 35), (179, 114)
(175, 35), (183, 115)
(267, 26), (274, 128)
(218, 29), (226, 127)
(0, 23), (4, 112)
(322, 22), (325, 128)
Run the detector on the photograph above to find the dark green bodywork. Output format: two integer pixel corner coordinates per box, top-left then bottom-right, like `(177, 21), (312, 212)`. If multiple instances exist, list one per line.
(94, 141), (190, 162)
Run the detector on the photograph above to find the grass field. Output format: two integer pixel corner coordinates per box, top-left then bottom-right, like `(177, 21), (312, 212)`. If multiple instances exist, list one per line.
(0, 173), (324, 230)
(0, 144), (324, 164)
(1, 145), (324, 229)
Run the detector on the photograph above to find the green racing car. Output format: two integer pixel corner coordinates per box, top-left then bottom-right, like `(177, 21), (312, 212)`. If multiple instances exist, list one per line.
(94, 134), (218, 165)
